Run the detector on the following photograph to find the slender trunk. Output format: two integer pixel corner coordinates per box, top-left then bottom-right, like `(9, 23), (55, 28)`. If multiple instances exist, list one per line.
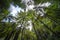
(4, 30), (14, 40)
(32, 22), (42, 40)
(13, 28), (21, 40)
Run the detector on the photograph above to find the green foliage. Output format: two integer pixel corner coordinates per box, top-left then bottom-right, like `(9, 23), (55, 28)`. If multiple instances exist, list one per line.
(0, 0), (60, 40)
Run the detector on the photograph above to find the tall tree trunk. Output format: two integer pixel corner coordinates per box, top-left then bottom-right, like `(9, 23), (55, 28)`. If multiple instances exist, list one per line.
(32, 22), (43, 40)
(4, 30), (15, 40)
(13, 28), (21, 40)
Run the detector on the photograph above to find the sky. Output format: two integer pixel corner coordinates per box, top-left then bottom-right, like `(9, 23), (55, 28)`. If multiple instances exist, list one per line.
(9, 1), (51, 17)
(9, 4), (24, 16)
(8, 0), (51, 31)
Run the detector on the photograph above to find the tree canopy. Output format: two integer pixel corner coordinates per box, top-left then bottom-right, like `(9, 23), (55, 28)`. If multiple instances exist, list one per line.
(0, 0), (60, 40)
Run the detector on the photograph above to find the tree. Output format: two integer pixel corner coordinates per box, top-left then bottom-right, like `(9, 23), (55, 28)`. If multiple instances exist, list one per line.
(0, 0), (60, 40)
